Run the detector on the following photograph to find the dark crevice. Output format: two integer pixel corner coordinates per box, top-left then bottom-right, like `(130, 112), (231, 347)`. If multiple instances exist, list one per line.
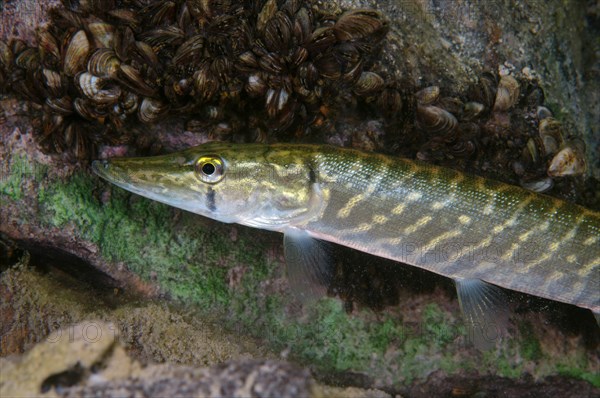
(40, 362), (86, 394)
(1, 235), (122, 298)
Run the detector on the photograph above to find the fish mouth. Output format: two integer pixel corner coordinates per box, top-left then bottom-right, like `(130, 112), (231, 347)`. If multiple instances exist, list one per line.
(92, 159), (129, 186)
(91, 159), (109, 177)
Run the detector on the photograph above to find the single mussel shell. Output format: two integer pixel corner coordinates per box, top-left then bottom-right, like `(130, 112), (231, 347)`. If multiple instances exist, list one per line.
(293, 7), (313, 45)
(246, 73), (267, 97)
(280, 0), (302, 17)
(237, 51), (259, 72)
(333, 9), (388, 42)
(264, 11), (293, 53)
(463, 101), (484, 121)
(289, 46), (308, 67)
(265, 87), (291, 117)
(193, 63), (219, 102)
(450, 139), (476, 158)
(116, 64), (157, 97)
(46, 96), (74, 115)
(73, 97), (107, 122)
(438, 97), (464, 117)
(88, 48), (121, 78)
(536, 106), (553, 120)
(493, 75), (520, 112)
(257, 0), (278, 33)
(538, 117), (564, 156)
(547, 144), (587, 177)
(15, 48), (40, 70)
(293, 77), (318, 103)
(10, 39), (27, 58)
(172, 34), (204, 66)
(173, 78), (192, 96)
(416, 105), (458, 134)
(341, 58), (363, 84)
(74, 72), (108, 98)
(138, 97), (169, 123)
(163, 75), (184, 104)
(50, 8), (85, 29)
(139, 26), (185, 53)
(87, 22), (115, 49)
(132, 42), (160, 72)
(258, 52), (285, 74)
(211, 56), (233, 84)
(0, 40), (14, 70)
(42, 112), (64, 137)
(415, 85), (440, 105)
(114, 26), (135, 62)
(520, 177), (554, 193)
(334, 42), (360, 68)
(141, 0), (177, 27)
(471, 71), (497, 110)
(37, 29), (61, 66)
(353, 71), (384, 97)
(313, 53), (341, 80)
(63, 30), (90, 77)
(522, 137), (542, 166)
(306, 27), (336, 55)
(64, 121), (92, 160)
(269, 98), (297, 132)
(107, 8), (140, 30)
(121, 92), (139, 115)
(177, 3), (193, 34)
(297, 62), (319, 89)
(42, 68), (65, 97)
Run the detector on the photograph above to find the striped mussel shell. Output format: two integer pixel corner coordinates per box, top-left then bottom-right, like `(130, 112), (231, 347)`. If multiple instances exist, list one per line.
(87, 22), (115, 49)
(353, 71), (384, 97)
(193, 62), (219, 102)
(333, 9), (389, 43)
(76, 71), (121, 104)
(63, 30), (90, 76)
(493, 75), (520, 112)
(415, 85), (440, 105)
(37, 29), (61, 67)
(116, 64), (157, 97)
(138, 97), (169, 124)
(73, 97), (107, 123)
(45, 96), (74, 115)
(537, 107), (564, 156)
(263, 11), (294, 53)
(42, 68), (65, 97)
(87, 48), (121, 78)
(416, 105), (458, 134)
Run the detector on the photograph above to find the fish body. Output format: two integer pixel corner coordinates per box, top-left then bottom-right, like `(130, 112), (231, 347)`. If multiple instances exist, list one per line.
(92, 142), (600, 344)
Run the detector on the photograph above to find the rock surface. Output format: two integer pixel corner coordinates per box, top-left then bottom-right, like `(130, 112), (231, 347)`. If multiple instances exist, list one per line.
(1, 321), (314, 398)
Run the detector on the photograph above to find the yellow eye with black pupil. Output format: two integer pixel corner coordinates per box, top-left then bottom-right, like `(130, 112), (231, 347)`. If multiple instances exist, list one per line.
(195, 155), (225, 183)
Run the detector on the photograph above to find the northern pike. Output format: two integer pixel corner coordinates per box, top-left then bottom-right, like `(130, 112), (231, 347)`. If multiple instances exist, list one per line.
(92, 143), (600, 347)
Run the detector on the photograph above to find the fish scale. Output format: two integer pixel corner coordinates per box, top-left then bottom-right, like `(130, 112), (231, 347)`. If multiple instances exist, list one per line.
(92, 142), (600, 346)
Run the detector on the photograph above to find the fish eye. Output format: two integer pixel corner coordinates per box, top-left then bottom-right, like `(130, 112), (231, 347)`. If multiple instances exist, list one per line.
(195, 155), (225, 184)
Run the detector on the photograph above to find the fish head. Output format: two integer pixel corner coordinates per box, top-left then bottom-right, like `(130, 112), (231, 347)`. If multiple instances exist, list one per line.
(92, 142), (323, 229)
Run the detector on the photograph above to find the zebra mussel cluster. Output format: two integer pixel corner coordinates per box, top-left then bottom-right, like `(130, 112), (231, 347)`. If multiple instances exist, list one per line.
(0, 0), (587, 192)
(0, 0), (392, 159)
(411, 72), (587, 192)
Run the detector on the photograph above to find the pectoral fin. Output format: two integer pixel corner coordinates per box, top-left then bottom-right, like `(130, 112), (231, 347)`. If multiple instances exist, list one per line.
(455, 278), (509, 350)
(283, 228), (334, 303)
